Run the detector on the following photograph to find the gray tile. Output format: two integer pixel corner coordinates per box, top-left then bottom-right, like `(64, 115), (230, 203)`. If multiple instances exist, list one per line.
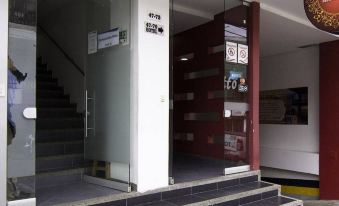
(239, 176), (258, 184)
(242, 182), (272, 189)
(242, 199), (280, 206)
(261, 190), (278, 199)
(239, 194), (262, 205)
(214, 199), (239, 206)
(165, 194), (206, 205)
(127, 193), (161, 206)
(218, 179), (239, 189)
(192, 183), (217, 194)
(162, 187), (192, 200)
(266, 196), (295, 204)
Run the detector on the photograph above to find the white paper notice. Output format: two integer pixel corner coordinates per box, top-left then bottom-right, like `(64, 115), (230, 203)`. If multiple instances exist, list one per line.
(226, 41), (238, 63)
(88, 31), (97, 54)
(98, 28), (120, 50)
(238, 44), (248, 65)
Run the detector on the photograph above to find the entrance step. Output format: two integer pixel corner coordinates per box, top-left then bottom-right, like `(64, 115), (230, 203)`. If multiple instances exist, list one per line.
(85, 171), (302, 206)
(37, 118), (83, 130)
(36, 168), (84, 189)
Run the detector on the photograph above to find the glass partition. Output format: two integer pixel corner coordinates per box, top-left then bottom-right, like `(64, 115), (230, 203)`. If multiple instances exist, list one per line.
(7, 0), (37, 202)
(223, 0), (250, 173)
(84, 0), (131, 191)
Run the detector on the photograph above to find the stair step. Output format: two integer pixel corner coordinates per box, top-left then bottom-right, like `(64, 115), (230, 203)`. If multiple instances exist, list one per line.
(38, 108), (81, 118)
(36, 128), (84, 143)
(37, 82), (60, 90)
(37, 69), (52, 75)
(36, 168), (84, 189)
(37, 99), (75, 108)
(241, 196), (302, 206)
(36, 153), (88, 173)
(37, 75), (54, 82)
(36, 140), (84, 157)
(37, 90), (65, 98)
(37, 118), (83, 130)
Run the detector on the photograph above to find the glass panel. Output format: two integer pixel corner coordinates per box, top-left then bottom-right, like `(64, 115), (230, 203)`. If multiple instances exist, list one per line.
(7, 0), (37, 201)
(224, 0), (250, 169)
(85, 0), (131, 184)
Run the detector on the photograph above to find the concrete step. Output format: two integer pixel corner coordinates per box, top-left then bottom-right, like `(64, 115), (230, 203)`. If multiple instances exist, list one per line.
(36, 153), (88, 173)
(36, 128), (84, 143)
(36, 140), (84, 157)
(36, 168), (84, 189)
(37, 118), (83, 130)
(37, 108), (81, 118)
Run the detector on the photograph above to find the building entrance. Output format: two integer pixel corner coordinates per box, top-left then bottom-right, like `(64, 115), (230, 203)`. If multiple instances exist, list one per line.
(170, 0), (252, 184)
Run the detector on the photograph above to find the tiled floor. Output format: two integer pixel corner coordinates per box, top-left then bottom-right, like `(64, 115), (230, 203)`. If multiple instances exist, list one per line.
(36, 181), (122, 206)
(172, 153), (245, 183)
(304, 201), (339, 206)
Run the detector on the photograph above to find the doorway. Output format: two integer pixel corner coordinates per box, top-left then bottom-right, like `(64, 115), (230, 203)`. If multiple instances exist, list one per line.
(170, 0), (251, 184)
(7, 0), (132, 205)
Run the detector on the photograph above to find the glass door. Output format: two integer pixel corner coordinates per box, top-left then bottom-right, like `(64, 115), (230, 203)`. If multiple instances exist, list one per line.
(84, 0), (131, 192)
(7, 0), (37, 205)
(223, 0), (251, 175)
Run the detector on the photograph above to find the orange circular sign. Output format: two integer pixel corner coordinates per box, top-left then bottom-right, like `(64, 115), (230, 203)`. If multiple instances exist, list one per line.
(304, 0), (339, 34)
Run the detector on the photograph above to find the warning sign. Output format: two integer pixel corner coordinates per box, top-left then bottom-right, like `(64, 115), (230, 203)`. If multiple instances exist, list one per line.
(226, 41), (238, 63)
(238, 44), (248, 65)
(145, 22), (164, 36)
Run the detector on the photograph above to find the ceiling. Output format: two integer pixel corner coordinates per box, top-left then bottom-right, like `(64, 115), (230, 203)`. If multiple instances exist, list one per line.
(172, 0), (339, 57)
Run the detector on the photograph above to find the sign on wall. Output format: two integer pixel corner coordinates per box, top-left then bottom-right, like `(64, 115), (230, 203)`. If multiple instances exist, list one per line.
(145, 22), (164, 36)
(98, 28), (120, 50)
(237, 44), (248, 65)
(304, 0), (339, 34)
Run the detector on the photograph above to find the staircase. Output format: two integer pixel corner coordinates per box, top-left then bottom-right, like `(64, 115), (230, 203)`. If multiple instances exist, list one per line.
(90, 171), (303, 206)
(36, 61), (86, 189)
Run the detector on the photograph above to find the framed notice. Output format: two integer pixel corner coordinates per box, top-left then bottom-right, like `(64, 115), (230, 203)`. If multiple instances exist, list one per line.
(98, 28), (120, 50)
(237, 44), (248, 65)
(260, 87), (308, 125)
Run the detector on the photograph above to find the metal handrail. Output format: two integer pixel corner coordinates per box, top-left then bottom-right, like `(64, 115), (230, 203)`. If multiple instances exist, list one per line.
(38, 24), (85, 76)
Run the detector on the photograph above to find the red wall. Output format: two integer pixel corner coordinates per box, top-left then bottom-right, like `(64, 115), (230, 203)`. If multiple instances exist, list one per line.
(320, 40), (339, 199)
(173, 13), (225, 159)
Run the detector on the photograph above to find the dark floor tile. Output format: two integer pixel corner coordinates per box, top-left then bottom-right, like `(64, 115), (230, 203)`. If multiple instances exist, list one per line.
(261, 190), (278, 199)
(265, 196), (295, 205)
(165, 194), (206, 205)
(242, 182), (272, 189)
(127, 193), (161, 206)
(218, 179), (239, 189)
(162, 188), (192, 200)
(94, 199), (126, 206)
(138, 201), (175, 206)
(214, 199), (239, 206)
(241, 199), (280, 206)
(239, 194), (261, 205)
(192, 183), (218, 194)
(221, 185), (252, 195)
(239, 176), (258, 184)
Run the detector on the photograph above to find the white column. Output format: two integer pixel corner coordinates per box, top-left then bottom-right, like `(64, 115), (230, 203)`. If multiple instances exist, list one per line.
(0, 0), (8, 204)
(131, 0), (170, 192)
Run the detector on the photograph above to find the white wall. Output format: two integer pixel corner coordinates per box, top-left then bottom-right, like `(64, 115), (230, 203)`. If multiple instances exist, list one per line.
(131, 0), (169, 192)
(0, 0), (8, 204)
(260, 46), (319, 178)
(38, 1), (87, 112)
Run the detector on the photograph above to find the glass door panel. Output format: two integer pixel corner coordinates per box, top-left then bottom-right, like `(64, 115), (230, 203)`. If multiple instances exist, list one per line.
(223, 0), (250, 174)
(84, 0), (131, 191)
(7, 0), (37, 204)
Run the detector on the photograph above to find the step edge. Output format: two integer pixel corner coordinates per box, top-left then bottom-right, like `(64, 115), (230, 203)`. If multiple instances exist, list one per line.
(280, 195), (303, 206)
(184, 184), (280, 206)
